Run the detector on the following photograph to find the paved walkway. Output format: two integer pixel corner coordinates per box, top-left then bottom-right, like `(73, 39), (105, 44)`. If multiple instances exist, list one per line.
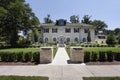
(51, 47), (70, 65)
(0, 65), (120, 80)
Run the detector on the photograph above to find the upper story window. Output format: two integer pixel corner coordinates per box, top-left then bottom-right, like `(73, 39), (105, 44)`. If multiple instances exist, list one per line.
(56, 19), (66, 26)
(74, 28), (79, 33)
(65, 28), (71, 33)
(52, 28), (57, 33)
(84, 29), (88, 33)
(44, 28), (49, 33)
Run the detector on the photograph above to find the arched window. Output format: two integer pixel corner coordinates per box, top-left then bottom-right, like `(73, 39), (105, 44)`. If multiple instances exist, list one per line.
(75, 37), (78, 42)
(53, 38), (56, 42)
(66, 37), (70, 42)
(39, 38), (43, 43)
(83, 38), (86, 42)
(45, 38), (48, 43)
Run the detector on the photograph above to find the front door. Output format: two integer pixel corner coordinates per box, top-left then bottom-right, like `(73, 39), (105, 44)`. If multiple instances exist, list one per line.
(58, 36), (65, 44)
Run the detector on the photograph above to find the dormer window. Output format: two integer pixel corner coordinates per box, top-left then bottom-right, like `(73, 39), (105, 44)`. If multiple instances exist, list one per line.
(56, 19), (66, 26)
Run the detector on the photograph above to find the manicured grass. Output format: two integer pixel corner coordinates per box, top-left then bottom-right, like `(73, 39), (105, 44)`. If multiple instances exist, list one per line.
(0, 48), (39, 53)
(66, 47), (120, 57)
(0, 76), (48, 80)
(66, 48), (70, 56)
(83, 77), (120, 80)
(53, 47), (57, 57)
(0, 48), (58, 58)
(84, 47), (120, 53)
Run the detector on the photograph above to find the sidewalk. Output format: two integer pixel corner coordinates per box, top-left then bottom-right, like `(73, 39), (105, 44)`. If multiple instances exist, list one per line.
(51, 47), (70, 65)
(0, 65), (120, 80)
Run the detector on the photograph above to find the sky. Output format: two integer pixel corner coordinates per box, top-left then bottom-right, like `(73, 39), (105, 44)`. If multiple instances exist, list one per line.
(26, 0), (120, 30)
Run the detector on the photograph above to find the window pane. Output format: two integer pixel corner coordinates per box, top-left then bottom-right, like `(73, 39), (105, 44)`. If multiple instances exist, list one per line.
(53, 38), (56, 42)
(74, 28), (79, 33)
(84, 29), (88, 33)
(52, 28), (57, 33)
(66, 38), (70, 42)
(65, 28), (71, 33)
(44, 29), (49, 33)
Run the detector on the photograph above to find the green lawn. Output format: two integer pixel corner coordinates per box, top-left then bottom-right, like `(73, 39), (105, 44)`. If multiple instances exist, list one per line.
(0, 76), (48, 80)
(0, 48), (39, 53)
(66, 47), (120, 56)
(0, 48), (58, 57)
(53, 47), (57, 57)
(84, 47), (120, 53)
(83, 77), (120, 80)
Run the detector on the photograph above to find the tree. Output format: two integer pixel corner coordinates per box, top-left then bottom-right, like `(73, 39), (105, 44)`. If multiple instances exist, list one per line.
(87, 30), (91, 42)
(106, 34), (116, 45)
(91, 20), (107, 34)
(70, 15), (79, 23)
(44, 14), (53, 23)
(118, 34), (120, 44)
(81, 15), (91, 24)
(0, 0), (40, 47)
(114, 28), (120, 35)
(32, 28), (39, 42)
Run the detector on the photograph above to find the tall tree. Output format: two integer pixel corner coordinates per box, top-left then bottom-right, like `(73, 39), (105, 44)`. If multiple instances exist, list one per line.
(91, 20), (107, 34)
(118, 34), (120, 44)
(81, 15), (91, 24)
(106, 34), (116, 45)
(87, 30), (91, 42)
(0, 0), (40, 47)
(114, 28), (120, 35)
(44, 14), (53, 23)
(70, 15), (79, 23)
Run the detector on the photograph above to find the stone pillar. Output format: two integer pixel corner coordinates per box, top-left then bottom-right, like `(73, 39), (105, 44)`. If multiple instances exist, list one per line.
(40, 47), (53, 63)
(70, 46), (84, 63)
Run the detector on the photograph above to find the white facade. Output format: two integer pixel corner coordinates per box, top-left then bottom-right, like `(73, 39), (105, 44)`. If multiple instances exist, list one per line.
(35, 20), (96, 44)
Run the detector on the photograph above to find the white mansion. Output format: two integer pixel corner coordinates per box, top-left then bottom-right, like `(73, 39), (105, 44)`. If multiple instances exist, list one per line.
(33, 19), (106, 44)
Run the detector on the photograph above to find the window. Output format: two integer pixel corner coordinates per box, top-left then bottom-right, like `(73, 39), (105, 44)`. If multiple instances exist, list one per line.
(98, 36), (106, 39)
(65, 28), (71, 33)
(84, 29), (88, 33)
(53, 38), (56, 42)
(44, 29), (49, 33)
(39, 38), (43, 43)
(45, 38), (48, 43)
(56, 19), (66, 26)
(52, 28), (57, 33)
(75, 37), (78, 42)
(83, 38), (86, 42)
(74, 28), (79, 33)
(66, 37), (70, 42)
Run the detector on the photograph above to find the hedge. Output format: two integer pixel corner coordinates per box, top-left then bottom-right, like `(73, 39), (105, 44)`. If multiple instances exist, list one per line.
(0, 51), (39, 63)
(84, 51), (120, 62)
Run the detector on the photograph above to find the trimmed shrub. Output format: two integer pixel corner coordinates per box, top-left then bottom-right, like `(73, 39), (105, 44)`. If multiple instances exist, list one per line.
(0, 52), (8, 61)
(24, 52), (32, 62)
(84, 51), (91, 63)
(8, 52), (16, 62)
(106, 51), (113, 62)
(33, 52), (40, 63)
(91, 52), (98, 62)
(16, 52), (23, 62)
(89, 45), (92, 47)
(99, 51), (106, 62)
(114, 52), (120, 61)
